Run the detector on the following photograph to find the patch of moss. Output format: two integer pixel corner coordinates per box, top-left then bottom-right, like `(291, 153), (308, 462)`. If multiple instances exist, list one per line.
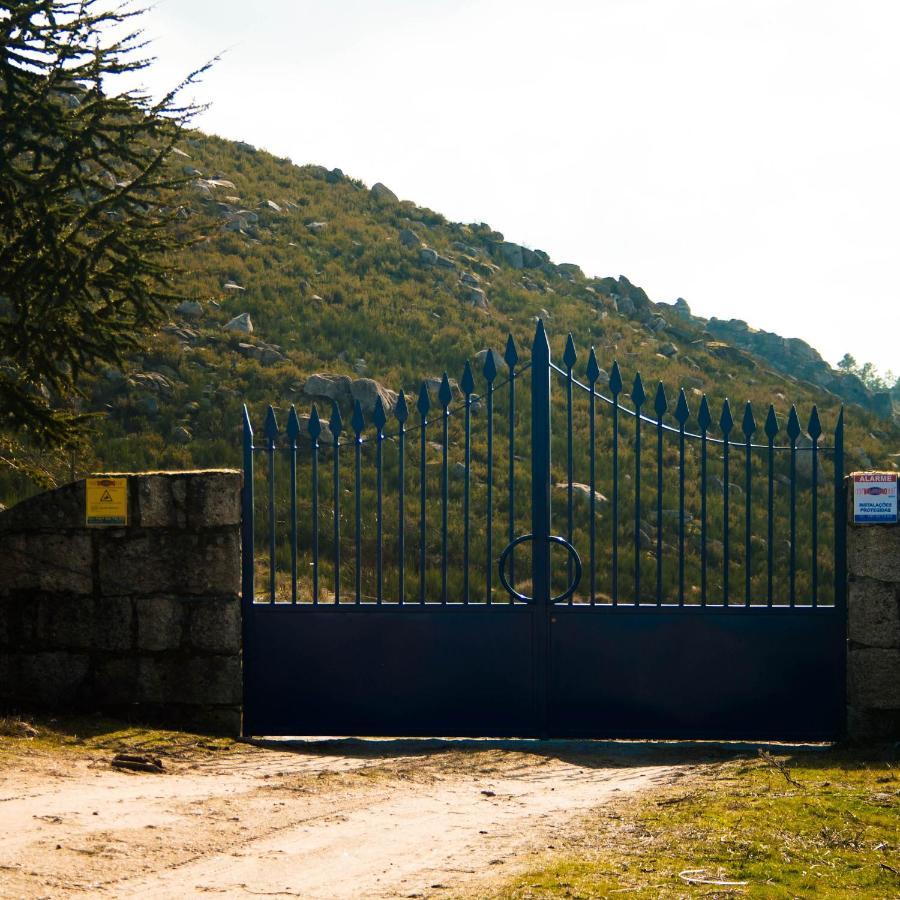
(494, 748), (899, 899)
(0, 714), (236, 760)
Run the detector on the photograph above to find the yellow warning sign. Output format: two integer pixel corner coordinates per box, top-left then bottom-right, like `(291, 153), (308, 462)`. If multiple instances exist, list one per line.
(85, 477), (128, 526)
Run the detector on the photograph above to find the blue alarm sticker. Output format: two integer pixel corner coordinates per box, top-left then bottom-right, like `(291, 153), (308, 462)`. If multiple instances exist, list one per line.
(853, 473), (898, 524)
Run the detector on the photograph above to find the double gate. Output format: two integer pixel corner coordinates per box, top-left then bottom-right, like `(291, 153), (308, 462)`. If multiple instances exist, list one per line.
(241, 321), (846, 739)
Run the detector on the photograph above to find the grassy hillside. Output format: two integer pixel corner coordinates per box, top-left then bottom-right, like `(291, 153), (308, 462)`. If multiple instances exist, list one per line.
(44, 131), (896, 474)
(3, 131), (897, 604)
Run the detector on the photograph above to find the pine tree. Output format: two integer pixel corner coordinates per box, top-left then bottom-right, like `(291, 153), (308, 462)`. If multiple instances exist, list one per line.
(0, 0), (209, 475)
(837, 353), (856, 373)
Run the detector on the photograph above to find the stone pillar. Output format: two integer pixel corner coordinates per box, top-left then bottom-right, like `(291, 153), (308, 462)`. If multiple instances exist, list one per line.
(846, 475), (900, 739)
(0, 470), (242, 734)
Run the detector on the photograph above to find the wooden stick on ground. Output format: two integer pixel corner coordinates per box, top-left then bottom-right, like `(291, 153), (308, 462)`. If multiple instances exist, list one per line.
(679, 868), (749, 887)
(110, 753), (164, 774)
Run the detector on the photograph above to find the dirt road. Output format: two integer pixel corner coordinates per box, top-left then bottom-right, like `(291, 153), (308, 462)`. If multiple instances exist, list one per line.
(0, 737), (692, 898)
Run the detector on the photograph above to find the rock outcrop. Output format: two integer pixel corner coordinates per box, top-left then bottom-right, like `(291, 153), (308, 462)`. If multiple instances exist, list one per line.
(370, 182), (398, 204)
(223, 313), (253, 334)
(302, 374), (398, 417)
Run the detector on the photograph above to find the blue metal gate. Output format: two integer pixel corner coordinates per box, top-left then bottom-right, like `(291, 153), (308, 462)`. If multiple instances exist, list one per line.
(241, 321), (846, 739)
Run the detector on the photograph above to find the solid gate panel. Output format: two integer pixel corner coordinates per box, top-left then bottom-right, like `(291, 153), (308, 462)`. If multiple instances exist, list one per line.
(547, 607), (845, 740)
(243, 606), (536, 737)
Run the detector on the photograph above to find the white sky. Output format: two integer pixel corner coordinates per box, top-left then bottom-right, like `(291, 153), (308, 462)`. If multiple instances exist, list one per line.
(138, 0), (899, 376)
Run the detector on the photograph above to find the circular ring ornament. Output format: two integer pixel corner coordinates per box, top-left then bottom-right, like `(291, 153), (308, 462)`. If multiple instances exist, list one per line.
(497, 534), (582, 604)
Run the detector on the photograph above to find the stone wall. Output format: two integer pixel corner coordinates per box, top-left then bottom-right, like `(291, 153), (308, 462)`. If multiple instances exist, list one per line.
(0, 471), (242, 734)
(846, 476), (900, 739)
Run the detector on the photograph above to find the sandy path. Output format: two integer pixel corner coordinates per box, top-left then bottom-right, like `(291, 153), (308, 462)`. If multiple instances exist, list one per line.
(0, 739), (687, 898)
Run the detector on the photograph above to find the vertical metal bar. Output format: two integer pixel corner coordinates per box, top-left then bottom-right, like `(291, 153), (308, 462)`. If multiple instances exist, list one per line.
(352, 402), (363, 605)
(564, 335), (576, 596)
(834, 407), (847, 735)
(309, 408), (320, 605)
(374, 400), (386, 605)
(654, 383), (666, 607)
(507, 345), (517, 596)
(635, 412), (642, 605)
(610, 363), (622, 605)
(485, 358), (496, 604)
(589, 388), (596, 604)
(567, 382), (574, 594)
(699, 396), (710, 607)
(678, 424), (685, 606)
(330, 402), (343, 605)
(812, 438), (819, 606)
(788, 405), (799, 608)
(767, 431), (774, 607)
(287, 407), (300, 605)
(701, 430), (708, 605)
(439, 375), (451, 605)
(396, 393), (408, 606)
(767, 435), (774, 605)
(720, 401), (733, 607)
(531, 321), (551, 737)
(333, 435), (341, 603)
(722, 439), (730, 606)
(240, 405), (255, 737)
(241, 406), (255, 608)
(462, 363), (474, 605)
(265, 406), (278, 604)
(587, 349), (600, 605)
(745, 438), (752, 606)
(463, 396), (471, 604)
(834, 408), (846, 613)
(764, 404), (777, 607)
(612, 395), (619, 604)
(675, 389), (689, 607)
(441, 410), (448, 605)
(809, 407), (822, 607)
(417, 385), (430, 605)
(420, 417), (427, 604)
(632, 374), (646, 606)
(742, 402), (756, 607)
(790, 439), (797, 606)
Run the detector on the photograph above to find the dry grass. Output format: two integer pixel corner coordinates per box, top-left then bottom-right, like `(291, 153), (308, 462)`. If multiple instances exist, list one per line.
(492, 746), (899, 899)
(0, 713), (236, 761)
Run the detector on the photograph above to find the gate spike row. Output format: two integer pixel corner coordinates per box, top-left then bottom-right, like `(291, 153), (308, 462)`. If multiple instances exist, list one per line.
(286, 405), (301, 443)
(609, 360), (623, 395)
(242, 403), (253, 439)
(786, 404), (801, 440)
(416, 382), (431, 417)
(482, 348), (497, 382)
(264, 405), (279, 442)
(654, 381), (668, 417)
(395, 390), (409, 424)
(372, 395), (387, 431)
(329, 400), (343, 441)
(586, 347), (600, 384)
(719, 398), (734, 435)
(461, 360), (475, 396)
(351, 399), (366, 437)
(503, 333), (519, 368)
(764, 404), (779, 439)
(438, 372), (453, 408)
(674, 388), (690, 425)
(807, 405), (822, 439)
(741, 401), (757, 438)
(563, 333), (577, 369)
(308, 404), (322, 439)
(631, 372), (646, 407)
